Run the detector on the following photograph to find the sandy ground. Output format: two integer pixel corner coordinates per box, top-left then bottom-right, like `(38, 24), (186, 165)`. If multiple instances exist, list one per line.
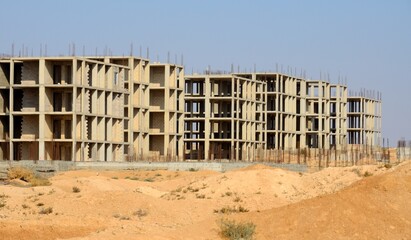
(0, 161), (410, 240)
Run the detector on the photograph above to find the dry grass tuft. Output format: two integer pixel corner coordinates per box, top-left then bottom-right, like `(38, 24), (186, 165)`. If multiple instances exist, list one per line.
(363, 171), (373, 177)
(7, 167), (51, 187)
(39, 207), (53, 215)
(384, 163), (392, 169)
(133, 209), (148, 218)
(72, 186), (81, 193)
(219, 218), (256, 240)
(196, 194), (206, 199)
(214, 205), (249, 214)
(233, 196), (242, 202)
(7, 167), (34, 182)
(30, 177), (51, 187)
(120, 216), (130, 220)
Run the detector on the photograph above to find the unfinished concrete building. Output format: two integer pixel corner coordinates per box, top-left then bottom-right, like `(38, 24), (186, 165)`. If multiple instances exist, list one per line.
(0, 54), (382, 162)
(148, 63), (184, 161)
(305, 80), (348, 149)
(0, 57), (130, 161)
(347, 92), (382, 146)
(0, 56), (184, 161)
(184, 72), (380, 161)
(184, 74), (266, 161)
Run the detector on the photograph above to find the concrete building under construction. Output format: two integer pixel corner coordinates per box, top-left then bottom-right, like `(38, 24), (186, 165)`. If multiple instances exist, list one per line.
(0, 55), (381, 161)
(184, 72), (382, 161)
(0, 56), (184, 161)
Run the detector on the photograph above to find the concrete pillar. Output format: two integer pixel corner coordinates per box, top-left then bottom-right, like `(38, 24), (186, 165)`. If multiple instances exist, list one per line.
(231, 77), (235, 160)
(164, 65), (170, 158)
(71, 59), (77, 161)
(9, 61), (14, 161)
(236, 78), (240, 161)
(39, 59), (45, 160)
(204, 77), (210, 160)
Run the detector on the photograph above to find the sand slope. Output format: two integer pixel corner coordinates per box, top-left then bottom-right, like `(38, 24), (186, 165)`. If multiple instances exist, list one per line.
(0, 162), (409, 240)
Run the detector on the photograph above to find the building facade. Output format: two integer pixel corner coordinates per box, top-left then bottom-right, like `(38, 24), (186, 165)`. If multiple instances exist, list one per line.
(184, 72), (381, 161)
(0, 56), (184, 161)
(0, 55), (382, 161)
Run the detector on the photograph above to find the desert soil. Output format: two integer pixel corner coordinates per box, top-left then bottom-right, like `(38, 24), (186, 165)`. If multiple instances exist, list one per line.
(0, 161), (410, 240)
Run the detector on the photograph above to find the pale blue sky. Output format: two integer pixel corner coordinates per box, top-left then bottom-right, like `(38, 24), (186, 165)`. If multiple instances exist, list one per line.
(1, 0), (410, 145)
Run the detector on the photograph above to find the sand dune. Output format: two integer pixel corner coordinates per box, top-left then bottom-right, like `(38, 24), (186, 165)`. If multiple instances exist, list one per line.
(0, 161), (409, 240)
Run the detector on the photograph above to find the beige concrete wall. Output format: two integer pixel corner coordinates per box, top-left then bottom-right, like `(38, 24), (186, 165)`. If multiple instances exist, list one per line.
(149, 90), (165, 110)
(0, 118), (6, 140)
(150, 67), (165, 87)
(150, 112), (164, 133)
(150, 135), (164, 155)
(21, 115), (38, 139)
(0, 63), (10, 86)
(112, 119), (123, 142)
(21, 61), (39, 85)
(0, 91), (8, 113)
(22, 89), (39, 112)
(44, 115), (53, 139)
(44, 61), (53, 84)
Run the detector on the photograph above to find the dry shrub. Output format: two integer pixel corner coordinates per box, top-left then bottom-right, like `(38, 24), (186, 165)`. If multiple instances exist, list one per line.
(133, 209), (148, 218)
(196, 194), (206, 199)
(352, 168), (362, 177)
(7, 167), (51, 187)
(214, 206), (249, 214)
(233, 196), (242, 202)
(30, 177), (51, 187)
(219, 218), (256, 240)
(363, 171), (373, 177)
(7, 167), (33, 182)
(39, 207), (53, 215)
(0, 193), (9, 208)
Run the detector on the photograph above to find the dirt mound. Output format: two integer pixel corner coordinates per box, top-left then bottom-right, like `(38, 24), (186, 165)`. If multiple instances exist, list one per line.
(0, 221), (100, 240)
(0, 161), (408, 240)
(240, 161), (411, 239)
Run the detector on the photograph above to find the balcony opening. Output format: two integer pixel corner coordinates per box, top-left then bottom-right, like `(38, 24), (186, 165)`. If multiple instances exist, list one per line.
(53, 65), (62, 84)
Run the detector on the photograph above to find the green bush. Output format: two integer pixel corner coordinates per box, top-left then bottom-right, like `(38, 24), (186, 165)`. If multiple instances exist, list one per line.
(219, 218), (256, 240)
